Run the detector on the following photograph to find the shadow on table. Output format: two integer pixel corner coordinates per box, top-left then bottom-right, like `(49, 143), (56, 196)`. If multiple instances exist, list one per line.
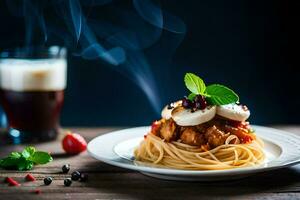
(84, 164), (300, 199)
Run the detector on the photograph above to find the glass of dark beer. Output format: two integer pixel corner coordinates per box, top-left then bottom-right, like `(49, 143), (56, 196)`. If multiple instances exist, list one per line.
(0, 46), (67, 143)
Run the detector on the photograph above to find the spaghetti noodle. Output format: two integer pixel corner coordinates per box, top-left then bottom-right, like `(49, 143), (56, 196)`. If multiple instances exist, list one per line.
(134, 130), (265, 170)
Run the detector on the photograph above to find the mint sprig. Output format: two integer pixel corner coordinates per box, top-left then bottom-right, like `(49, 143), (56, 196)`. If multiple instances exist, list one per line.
(184, 73), (239, 105)
(184, 73), (207, 95)
(0, 146), (53, 171)
(205, 84), (239, 105)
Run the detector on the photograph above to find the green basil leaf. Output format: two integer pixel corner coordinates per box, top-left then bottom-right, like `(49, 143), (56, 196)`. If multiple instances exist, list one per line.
(205, 84), (239, 105)
(29, 151), (53, 164)
(22, 146), (36, 159)
(9, 152), (22, 159)
(0, 147), (52, 170)
(17, 159), (34, 171)
(184, 73), (206, 95)
(0, 157), (20, 169)
(0, 152), (23, 169)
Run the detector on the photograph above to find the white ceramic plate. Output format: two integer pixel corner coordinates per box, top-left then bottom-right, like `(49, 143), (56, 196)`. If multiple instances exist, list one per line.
(88, 126), (300, 181)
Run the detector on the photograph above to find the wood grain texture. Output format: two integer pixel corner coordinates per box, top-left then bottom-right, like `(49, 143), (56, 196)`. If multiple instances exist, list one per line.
(0, 126), (300, 200)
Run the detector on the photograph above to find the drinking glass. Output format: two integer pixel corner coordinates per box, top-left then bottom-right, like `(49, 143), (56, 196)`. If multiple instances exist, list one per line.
(0, 46), (67, 143)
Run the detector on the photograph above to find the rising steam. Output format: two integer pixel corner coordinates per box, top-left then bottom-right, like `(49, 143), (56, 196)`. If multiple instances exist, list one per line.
(6, 0), (186, 114)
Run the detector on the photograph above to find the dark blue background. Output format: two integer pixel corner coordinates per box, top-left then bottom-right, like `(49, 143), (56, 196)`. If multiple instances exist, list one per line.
(0, 0), (299, 126)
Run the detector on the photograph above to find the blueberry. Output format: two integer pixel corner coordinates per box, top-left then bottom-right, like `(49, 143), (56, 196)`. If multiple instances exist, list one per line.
(79, 173), (88, 182)
(44, 177), (52, 185)
(182, 98), (192, 108)
(71, 171), (81, 181)
(62, 164), (70, 173)
(64, 178), (72, 186)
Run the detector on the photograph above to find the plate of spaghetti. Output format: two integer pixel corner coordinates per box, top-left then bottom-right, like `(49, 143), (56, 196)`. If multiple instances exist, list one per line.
(88, 73), (300, 181)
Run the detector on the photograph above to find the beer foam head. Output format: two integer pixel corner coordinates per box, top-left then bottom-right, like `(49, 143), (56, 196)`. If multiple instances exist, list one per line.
(0, 59), (67, 91)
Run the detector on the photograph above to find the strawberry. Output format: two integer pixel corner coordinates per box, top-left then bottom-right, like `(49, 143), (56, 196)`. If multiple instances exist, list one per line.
(62, 132), (87, 154)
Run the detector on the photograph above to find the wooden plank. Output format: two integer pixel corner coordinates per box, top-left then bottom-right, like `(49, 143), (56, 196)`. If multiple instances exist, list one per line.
(0, 193), (299, 200)
(1, 168), (300, 193)
(0, 126), (300, 199)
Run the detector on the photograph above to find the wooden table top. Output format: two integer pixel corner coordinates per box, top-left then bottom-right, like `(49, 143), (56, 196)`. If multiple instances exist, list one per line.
(1, 126), (300, 200)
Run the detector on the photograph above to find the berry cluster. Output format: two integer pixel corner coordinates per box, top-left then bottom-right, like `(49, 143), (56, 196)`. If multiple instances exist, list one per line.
(43, 164), (88, 187)
(182, 95), (207, 112)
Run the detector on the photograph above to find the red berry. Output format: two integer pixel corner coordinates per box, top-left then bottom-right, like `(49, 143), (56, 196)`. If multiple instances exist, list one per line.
(25, 174), (36, 181)
(62, 132), (87, 154)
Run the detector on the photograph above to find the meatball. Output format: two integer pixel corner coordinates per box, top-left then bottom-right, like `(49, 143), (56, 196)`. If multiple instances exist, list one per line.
(180, 128), (206, 146)
(205, 126), (229, 148)
(159, 119), (177, 142)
